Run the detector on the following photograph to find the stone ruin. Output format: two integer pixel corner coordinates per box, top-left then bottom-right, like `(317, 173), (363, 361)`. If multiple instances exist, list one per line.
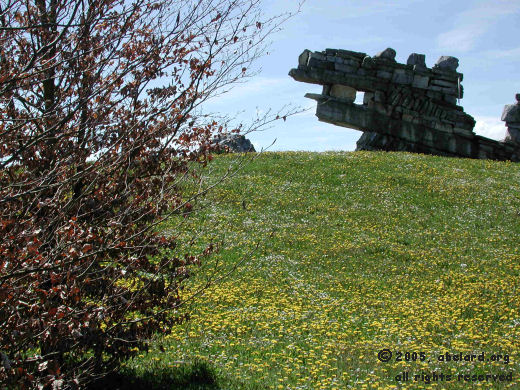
(289, 47), (520, 161)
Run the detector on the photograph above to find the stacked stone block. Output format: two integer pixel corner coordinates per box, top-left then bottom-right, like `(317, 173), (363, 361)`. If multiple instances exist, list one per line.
(290, 47), (520, 162)
(502, 94), (520, 145)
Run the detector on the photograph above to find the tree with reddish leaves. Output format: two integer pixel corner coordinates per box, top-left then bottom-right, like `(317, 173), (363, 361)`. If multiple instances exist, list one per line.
(0, 0), (301, 387)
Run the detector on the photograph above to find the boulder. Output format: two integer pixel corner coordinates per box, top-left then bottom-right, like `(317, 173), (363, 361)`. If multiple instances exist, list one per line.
(212, 133), (256, 153)
(434, 56), (459, 72)
(407, 53), (426, 69)
(374, 48), (396, 61)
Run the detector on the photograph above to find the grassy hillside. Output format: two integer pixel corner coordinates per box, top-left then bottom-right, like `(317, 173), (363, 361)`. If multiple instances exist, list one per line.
(119, 151), (520, 389)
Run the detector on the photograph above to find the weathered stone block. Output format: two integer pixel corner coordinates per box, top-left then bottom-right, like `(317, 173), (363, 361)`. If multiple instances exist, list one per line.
(336, 49), (367, 60)
(309, 52), (325, 61)
(363, 92), (374, 105)
(479, 144), (494, 155)
(402, 113), (414, 122)
(390, 92), (402, 106)
(426, 90), (443, 100)
(402, 95), (413, 108)
(453, 127), (473, 136)
(429, 85), (444, 92)
(443, 94), (457, 105)
(455, 120), (474, 130)
(309, 57), (334, 70)
(362, 56), (375, 69)
(343, 58), (361, 67)
(374, 91), (386, 103)
(407, 53), (426, 69)
(374, 47), (396, 61)
(502, 103), (520, 122)
(322, 85), (331, 95)
(434, 56), (459, 72)
(431, 78), (457, 88)
(448, 138), (457, 153)
(392, 69), (413, 84)
(434, 122), (453, 133)
(506, 127), (520, 143)
(412, 98), (423, 111)
(374, 102), (387, 115)
(412, 75), (429, 89)
(335, 63), (357, 73)
(298, 50), (311, 66)
(330, 84), (356, 102)
(377, 70), (392, 79)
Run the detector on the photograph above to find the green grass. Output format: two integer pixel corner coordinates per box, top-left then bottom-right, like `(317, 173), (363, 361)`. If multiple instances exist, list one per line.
(122, 151), (520, 389)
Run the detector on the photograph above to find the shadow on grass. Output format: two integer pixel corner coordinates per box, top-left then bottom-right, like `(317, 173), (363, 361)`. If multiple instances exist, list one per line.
(89, 360), (220, 390)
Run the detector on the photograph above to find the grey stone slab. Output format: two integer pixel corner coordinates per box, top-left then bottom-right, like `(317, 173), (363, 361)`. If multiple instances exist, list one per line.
(431, 67), (462, 82)
(453, 127), (473, 136)
(377, 70), (392, 79)
(309, 52), (325, 61)
(506, 127), (520, 143)
(336, 49), (368, 60)
(375, 91), (386, 103)
(407, 53), (426, 69)
(362, 56), (375, 69)
(426, 90), (443, 100)
(310, 58), (334, 70)
(363, 92), (374, 105)
(392, 69), (413, 84)
(429, 85), (444, 92)
(412, 75), (429, 89)
(374, 47), (396, 61)
(443, 95), (457, 106)
(298, 50), (311, 66)
(434, 56), (459, 72)
(431, 79), (457, 88)
(502, 104), (520, 122)
(342, 58), (361, 67)
(335, 63), (358, 73)
(390, 92), (402, 106)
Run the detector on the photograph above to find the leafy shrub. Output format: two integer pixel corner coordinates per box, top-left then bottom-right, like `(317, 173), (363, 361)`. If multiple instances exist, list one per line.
(0, 0), (297, 387)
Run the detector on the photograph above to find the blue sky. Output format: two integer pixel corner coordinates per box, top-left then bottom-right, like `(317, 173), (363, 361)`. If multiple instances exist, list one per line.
(205, 0), (520, 152)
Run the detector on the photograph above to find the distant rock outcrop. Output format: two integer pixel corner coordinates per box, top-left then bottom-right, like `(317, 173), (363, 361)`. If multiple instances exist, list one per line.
(289, 47), (520, 162)
(212, 133), (256, 153)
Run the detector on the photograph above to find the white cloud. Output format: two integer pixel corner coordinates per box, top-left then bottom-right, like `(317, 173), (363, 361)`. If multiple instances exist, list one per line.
(304, 0), (416, 20)
(474, 116), (508, 141)
(437, 28), (477, 53)
(483, 46), (520, 59)
(437, 1), (520, 52)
